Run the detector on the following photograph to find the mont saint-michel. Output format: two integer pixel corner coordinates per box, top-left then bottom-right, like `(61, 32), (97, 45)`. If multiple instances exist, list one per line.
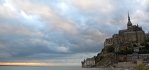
(82, 13), (149, 68)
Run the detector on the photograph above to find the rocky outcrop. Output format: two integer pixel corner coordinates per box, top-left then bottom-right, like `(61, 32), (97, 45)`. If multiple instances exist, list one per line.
(81, 13), (149, 68)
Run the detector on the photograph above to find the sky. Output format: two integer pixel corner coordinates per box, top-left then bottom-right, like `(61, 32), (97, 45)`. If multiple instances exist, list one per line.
(0, 0), (149, 66)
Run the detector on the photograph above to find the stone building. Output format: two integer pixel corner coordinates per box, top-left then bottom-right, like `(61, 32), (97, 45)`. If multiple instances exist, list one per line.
(104, 13), (145, 52)
(146, 32), (149, 40)
(120, 13), (145, 44)
(82, 57), (95, 67)
(104, 38), (113, 47)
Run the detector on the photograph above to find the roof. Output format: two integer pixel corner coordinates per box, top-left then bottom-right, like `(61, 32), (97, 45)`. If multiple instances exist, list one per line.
(119, 29), (127, 35)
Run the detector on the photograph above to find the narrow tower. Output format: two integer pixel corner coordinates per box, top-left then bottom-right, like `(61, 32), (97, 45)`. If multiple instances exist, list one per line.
(127, 12), (132, 29)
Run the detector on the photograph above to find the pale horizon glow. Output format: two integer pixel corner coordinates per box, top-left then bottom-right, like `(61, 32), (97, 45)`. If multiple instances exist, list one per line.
(0, 62), (49, 66)
(0, 62), (81, 66)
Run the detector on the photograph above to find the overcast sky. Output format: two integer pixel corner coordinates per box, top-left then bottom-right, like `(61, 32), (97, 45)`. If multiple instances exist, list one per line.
(0, 0), (149, 66)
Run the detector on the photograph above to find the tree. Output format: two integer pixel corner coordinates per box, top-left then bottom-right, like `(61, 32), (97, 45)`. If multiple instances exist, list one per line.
(106, 46), (114, 53)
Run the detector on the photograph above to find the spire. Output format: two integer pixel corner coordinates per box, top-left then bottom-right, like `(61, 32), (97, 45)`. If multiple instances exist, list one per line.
(128, 12), (130, 21)
(127, 12), (132, 27)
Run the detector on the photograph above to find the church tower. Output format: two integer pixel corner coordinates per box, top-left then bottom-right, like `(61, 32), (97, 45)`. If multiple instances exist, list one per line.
(127, 12), (132, 29)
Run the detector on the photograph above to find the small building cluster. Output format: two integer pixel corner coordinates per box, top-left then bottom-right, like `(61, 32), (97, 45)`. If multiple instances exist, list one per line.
(81, 57), (96, 68)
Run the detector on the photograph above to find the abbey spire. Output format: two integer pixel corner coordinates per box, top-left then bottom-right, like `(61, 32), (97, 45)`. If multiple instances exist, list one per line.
(127, 12), (132, 27)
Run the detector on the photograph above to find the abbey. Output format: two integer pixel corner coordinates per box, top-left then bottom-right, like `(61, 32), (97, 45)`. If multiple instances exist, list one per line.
(104, 13), (145, 53)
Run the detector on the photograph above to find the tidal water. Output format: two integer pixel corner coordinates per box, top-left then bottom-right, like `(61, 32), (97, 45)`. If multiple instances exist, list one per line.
(0, 66), (131, 70)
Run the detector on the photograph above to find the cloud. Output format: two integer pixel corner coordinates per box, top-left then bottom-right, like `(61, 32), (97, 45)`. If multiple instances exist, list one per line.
(71, 0), (114, 13)
(56, 46), (69, 53)
(0, 0), (149, 65)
